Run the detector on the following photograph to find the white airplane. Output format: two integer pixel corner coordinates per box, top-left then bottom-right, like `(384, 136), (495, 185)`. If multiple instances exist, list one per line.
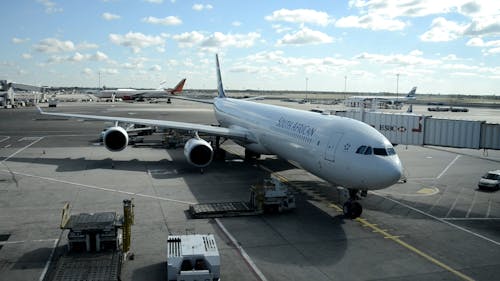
(344, 87), (417, 108)
(93, 78), (186, 101)
(37, 55), (403, 219)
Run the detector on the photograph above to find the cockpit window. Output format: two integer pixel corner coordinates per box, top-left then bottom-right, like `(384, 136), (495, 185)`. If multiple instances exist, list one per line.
(357, 146), (395, 156)
(356, 146), (366, 154)
(373, 148), (388, 156)
(364, 146), (372, 155)
(356, 145), (372, 155)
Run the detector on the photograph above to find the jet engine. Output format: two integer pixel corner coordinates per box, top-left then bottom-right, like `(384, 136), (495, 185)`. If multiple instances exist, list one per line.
(184, 138), (213, 168)
(102, 126), (129, 152)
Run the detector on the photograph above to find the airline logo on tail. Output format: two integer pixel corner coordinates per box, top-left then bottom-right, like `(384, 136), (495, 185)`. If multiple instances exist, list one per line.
(166, 78), (186, 95)
(406, 86), (417, 99)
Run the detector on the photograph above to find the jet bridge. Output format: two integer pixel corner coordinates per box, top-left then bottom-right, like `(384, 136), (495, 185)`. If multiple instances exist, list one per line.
(335, 111), (500, 150)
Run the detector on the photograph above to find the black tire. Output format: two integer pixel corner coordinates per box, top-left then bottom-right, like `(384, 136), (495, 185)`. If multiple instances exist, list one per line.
(351, 202), (363, 219)
(343, 201), (363, 219)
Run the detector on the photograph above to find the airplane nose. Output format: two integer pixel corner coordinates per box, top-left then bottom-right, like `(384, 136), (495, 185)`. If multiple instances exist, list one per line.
(387, 157), (403, 186)
(373, 157), (403, 188)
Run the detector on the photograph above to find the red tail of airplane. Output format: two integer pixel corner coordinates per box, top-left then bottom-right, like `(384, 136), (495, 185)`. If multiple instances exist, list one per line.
(167, 78), (186, 95)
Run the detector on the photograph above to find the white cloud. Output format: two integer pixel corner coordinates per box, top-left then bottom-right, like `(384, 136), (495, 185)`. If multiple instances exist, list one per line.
(37, 0), (63, 14)
(12, 37), (30, 44)
(200, 32), (261, 49)
(92, 51), (109, 61)
(142, 16), (182, 26)
(34, 38), (75, 53)
(21, 53), (32, 59)
(487, 47), (500, 54)
(419, 17), (467, 42)
(335, 14), (406, 31)
(144, 0), (163, 3)
(192, 4), (213, 11)
(76, 42), (99, 50)
(277, 27), (334, 45)
(348, 0), (461, 19)
(232, 21), (242, 27)
(149, 64), (162, 71)
(464, 18), (500, 36)
(109, 32), (165, 53)
(70, 52), (86, 62)
(82, 68), (93, 76)
(355, 51), (441, 66)
(271, 24), (293, 34)
(102, 12), (120, 21)
(46, 51), (110, 64)
(100, 68), (119, 75)
(265, 9), (331, 26)
(172, 31), (205, 47)
(34, 38), (99, 53)
(467, 39), (500, 55)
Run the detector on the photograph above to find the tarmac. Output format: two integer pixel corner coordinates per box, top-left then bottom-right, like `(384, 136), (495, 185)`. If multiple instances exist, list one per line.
(0, 100), (499, 281)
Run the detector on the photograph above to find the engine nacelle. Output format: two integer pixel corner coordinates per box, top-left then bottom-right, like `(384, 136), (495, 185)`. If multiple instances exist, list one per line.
(184, 138), (213, 168)
(103, 126), (129, 152)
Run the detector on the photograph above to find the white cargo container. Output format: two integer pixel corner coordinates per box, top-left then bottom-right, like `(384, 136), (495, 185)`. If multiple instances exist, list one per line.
(166, 234), (220, 281)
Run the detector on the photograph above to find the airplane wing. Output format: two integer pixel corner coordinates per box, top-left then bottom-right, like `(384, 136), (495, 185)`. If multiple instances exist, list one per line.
(36, 106), (250, 141)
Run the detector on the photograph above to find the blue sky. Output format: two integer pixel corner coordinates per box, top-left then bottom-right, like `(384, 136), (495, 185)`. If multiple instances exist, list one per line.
(1, 0), (499, 95)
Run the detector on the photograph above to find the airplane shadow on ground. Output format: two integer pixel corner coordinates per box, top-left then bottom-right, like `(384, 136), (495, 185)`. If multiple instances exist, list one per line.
(1, 147), (298, 180)
(3, 146), (350, 270)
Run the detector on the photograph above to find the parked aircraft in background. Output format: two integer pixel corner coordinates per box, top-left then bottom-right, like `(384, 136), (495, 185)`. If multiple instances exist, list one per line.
(344, 87), (417, 109)
(37, 55), (403, 219)
(93, 78), (186, 101)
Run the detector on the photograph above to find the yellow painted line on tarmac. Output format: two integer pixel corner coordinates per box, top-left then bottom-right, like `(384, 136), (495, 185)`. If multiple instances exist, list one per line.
(224, 147), (475, 281)
(356, 218), (474, 281)
(417, 187), (437, 195)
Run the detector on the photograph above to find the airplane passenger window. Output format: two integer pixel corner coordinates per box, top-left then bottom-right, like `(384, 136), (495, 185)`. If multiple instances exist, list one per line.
(373, 148), (388, 156)
(364, 146), (372, 155)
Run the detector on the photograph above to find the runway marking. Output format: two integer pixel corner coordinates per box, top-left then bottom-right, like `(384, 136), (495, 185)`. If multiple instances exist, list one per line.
(437, 155), (460, 179)
(445, 184), (465, 218)
(215, 218), (268, 281)
(4, 144), (11, 148)
(0, 136), (10, 143)
(0, 169), (195, 205)
(356, 217), (474, 281)
(465, 190), (478, 218)
(373, 192), (500, 247)
(486, 199), (492, 218)
(39, 232), (62, 281)
(0, 238), (57, 245)
(1, 137), (44, 163)
(443, 217), (500, 221)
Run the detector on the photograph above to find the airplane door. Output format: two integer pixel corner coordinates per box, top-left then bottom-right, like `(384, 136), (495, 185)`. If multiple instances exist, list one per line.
(324, 133), (343, 162)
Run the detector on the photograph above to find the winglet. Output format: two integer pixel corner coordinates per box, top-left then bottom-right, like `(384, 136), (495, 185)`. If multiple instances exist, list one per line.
(36, 105), (44, 114)
(215, 54), (226, 98)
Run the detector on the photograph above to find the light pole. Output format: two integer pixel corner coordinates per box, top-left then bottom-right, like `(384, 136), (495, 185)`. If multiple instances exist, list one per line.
(344, 75), (347, 99)
(396, 73), (400, 99)
(305, 77), (309, 102)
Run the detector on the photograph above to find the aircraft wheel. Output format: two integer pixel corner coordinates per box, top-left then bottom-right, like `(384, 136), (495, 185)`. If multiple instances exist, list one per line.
(343, 201), (363, 219)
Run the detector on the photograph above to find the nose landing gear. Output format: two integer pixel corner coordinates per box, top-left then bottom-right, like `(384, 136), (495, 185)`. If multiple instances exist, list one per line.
(342, 189), (366, 219)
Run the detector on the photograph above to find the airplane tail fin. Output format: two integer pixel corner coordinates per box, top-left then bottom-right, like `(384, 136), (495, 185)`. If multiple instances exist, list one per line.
(215, 54), (226, 98)
(406, 86), (417, 98)
(169, 78), (186, 95)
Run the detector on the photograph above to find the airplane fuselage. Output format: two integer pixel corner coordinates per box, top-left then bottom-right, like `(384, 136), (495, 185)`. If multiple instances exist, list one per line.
(214, 97), (403, 190)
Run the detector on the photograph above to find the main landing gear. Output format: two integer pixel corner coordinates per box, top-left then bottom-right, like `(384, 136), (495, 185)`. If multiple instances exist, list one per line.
(213, 136), (226, 161)
(342, 189), (367, 219)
